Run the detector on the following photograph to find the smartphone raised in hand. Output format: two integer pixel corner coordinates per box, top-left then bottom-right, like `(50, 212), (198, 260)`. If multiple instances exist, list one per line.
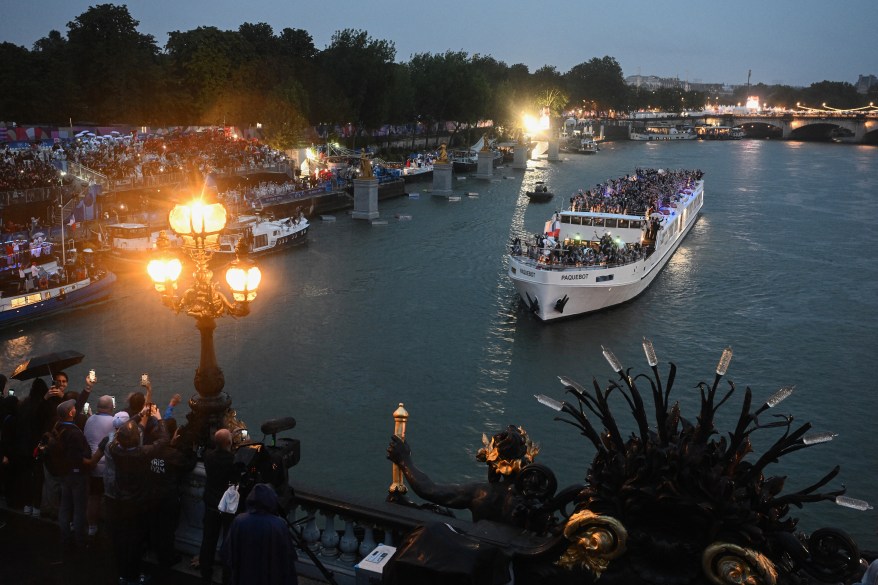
(140, 373), (149, 387)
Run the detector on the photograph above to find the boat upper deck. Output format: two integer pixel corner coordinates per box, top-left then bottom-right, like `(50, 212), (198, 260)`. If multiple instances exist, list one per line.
(510, 171), (704, 273)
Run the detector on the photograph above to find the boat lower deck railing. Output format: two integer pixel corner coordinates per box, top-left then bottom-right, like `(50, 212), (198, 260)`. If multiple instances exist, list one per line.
(511, 249), (654, 272)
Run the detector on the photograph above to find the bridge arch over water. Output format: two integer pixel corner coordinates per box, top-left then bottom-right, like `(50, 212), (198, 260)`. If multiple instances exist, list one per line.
(636, 113), (878, 144)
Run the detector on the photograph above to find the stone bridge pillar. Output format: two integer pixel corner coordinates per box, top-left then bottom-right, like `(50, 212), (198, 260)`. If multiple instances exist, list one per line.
(854, 120), (869, 142)
(475, 149), (494, 179)
(352, 177), (379, 220)
(511, 143), (528, 170)
(431, 161), (453, 196)
(547, 138), (560, 162)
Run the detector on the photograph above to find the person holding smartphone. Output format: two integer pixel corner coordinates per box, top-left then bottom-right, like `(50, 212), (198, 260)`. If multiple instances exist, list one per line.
(107, 404), (168, 584)
(82, 395), (116, 537)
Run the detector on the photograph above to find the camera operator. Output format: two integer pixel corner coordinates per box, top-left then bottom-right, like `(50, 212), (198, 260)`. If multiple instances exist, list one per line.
(222, 483), (298, 585)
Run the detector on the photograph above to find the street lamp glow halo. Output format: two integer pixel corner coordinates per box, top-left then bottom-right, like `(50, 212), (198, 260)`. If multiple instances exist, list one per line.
(146, 256), (182, 292)
(168, 198), (227, 251)
(226, 259), (262, 303)
(167, 199), (225, 244)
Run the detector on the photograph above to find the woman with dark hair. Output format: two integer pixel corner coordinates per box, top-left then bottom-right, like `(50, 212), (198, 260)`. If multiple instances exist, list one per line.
(0, 380), (18, 507)
(12, 378), (54, 516)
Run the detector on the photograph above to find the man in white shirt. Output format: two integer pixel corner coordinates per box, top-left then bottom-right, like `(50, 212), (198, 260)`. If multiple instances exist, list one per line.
(82, 395), (115, 537)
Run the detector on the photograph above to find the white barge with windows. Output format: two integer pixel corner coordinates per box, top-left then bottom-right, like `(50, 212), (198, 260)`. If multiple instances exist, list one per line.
(508, 170), (704, 321)
(211, 212), (309, 266)
(629, 124), (698, 141)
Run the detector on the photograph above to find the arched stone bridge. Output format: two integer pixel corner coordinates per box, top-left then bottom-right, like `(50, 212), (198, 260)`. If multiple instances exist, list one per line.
(630, 112), (878, 143)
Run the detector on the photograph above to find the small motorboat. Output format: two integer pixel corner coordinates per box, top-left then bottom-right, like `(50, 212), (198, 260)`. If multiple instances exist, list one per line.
(526, 182), (554, 202)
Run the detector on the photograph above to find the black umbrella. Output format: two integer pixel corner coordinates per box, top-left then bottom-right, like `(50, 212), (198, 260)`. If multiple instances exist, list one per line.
(11, 350), (85, 381)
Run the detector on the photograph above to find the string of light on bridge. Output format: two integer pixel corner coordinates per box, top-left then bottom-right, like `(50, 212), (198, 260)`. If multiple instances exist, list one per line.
(796, 102), (877, 116)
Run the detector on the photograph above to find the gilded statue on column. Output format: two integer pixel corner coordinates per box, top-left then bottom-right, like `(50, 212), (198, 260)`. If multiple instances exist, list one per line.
(359, 156), (374, 178)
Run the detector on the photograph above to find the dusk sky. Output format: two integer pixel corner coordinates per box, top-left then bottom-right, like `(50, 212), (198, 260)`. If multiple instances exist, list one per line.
(1, 0), (875, 88)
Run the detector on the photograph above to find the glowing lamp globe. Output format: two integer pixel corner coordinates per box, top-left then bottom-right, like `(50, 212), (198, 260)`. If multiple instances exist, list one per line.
(225, 262), (261, 302)
(147, 256), (182, 292)
(169, 200), (227, 236)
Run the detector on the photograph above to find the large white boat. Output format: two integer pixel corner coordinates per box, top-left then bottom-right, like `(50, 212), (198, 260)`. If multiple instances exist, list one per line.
(508, 170), (704, 321)
(213, 212), (309, 263)
(629, 124), (697, 141)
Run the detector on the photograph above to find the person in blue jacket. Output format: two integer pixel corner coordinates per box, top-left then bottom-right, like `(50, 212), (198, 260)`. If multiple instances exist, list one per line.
(223, 482), (298, 585)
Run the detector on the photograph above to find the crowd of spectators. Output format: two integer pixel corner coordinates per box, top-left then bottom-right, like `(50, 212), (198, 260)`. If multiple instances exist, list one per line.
(0, 371), (298, 584)
(66, 130), (288, 183)
(0, 146), (62, 191)
(0, 373), (192, 579)
(0, 130), (291, 194)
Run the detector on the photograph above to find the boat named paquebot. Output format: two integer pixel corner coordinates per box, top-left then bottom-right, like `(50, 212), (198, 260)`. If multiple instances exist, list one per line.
(508, 168), (704, 321)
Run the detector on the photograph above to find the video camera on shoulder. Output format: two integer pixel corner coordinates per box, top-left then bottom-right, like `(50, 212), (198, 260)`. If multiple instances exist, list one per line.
(233, 417), (300, 511)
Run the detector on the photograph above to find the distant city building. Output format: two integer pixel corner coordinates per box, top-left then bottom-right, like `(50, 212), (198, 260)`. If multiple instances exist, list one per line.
(625, 75), (682, 91)
(626, 75), (729, 96)
(856, 74), (877, 95)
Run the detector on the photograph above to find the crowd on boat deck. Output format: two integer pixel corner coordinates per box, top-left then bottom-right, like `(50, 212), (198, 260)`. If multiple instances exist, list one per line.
(513, 233), (649, 268)
(568, 168), (703, 215)
(511, 168), (702, 268)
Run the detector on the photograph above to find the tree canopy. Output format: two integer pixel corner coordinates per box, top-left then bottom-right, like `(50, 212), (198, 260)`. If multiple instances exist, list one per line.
(2, 4), (871, 149)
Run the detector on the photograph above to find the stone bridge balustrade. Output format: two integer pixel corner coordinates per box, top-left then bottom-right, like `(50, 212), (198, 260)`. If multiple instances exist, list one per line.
(174, 462), (483, 585)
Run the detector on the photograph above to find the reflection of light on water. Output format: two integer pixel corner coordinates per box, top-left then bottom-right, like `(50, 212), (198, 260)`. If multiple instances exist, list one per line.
(2, 336), (38, 365)
(302, 284), (331, 297)
(469, 187), (532, 425)
(668, 245), (691, 268)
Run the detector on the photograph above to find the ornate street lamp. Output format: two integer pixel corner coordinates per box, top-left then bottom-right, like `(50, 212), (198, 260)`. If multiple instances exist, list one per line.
(147, 197), (261, 451)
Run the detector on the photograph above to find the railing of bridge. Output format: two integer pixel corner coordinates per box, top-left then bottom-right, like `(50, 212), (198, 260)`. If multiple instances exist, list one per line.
(67, 161), (109, 189)
(175, 467), (477, 585)
(67, 161), (186, 192)
(287, 485), (470, 584)
(0, 186), (62, 207)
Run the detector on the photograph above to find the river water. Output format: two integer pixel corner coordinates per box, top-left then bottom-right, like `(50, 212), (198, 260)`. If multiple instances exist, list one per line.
(3, 139), (877, 547)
